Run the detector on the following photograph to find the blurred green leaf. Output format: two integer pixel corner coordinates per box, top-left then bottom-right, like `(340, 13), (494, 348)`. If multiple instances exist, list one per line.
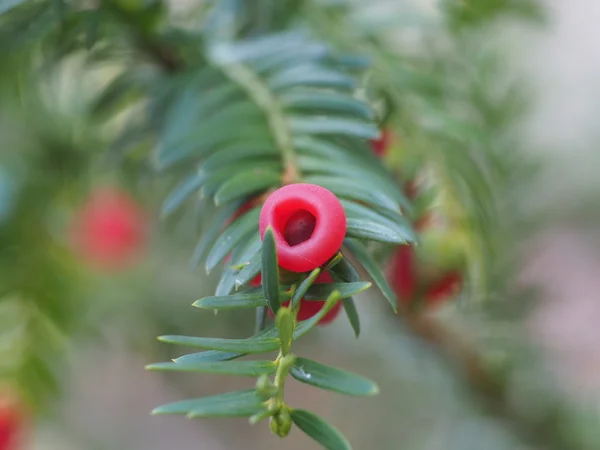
(290, 357), (378, 397)
(268, 65), (355, 91)
(205, 207), (261, 273)
(215, 234), (263, 296)
(190, 200), (244, 269)
(302, 176), (400, 214)
(234, 250), (263, 289)
(255, 305), (268, 334)
(0, 0), (27, 16)
(152, 389), (266, 417)
(345, 217), (409, 244)
(281, 91), (374, 120)
(341, 200), (416, 242)
(291, 409), (351, 450)
(147, 360), (277, 376)
(161, 171), (204, 217)
(200, 142), (279, 172)
(294, 291), (341, 339)
(304, 281), (371, 301)
(330, 257), (360, 283)
(290, 116), (379, 140)
(344, 239), (397, 312)
(341, 297), (360, 337)
(174, 350), (244, 364)
(291, 268), (321, 310)
(173, 327), (278, 365)
(214, 168), (281, 205)
(201, 161), (280, 199)
(194, 290), (269, 310)
(158, 335), (280, 354)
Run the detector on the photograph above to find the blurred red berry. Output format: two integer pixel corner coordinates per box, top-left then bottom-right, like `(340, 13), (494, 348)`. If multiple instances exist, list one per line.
(259, 184), (346, 273)
(0, 393), (24, 450)
(371, 129), (392, 156)
(387, 245), (416, 303)
(254, 272), (342, 325)
(70, 187), (147, 270)
(424, 272), (462, 305)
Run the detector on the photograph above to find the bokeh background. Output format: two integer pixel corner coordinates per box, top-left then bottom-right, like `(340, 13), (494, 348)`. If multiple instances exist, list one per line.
(2, 0), (600, 449)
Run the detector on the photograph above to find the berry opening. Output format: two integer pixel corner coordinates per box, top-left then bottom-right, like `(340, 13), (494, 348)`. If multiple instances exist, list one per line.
(282, 209), (316, 247)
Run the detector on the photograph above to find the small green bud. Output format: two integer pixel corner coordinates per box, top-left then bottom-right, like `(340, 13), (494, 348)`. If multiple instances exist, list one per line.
(275, 308), (294, 356)
(256, 375), (277, 400)
(269, 408), (292, 437)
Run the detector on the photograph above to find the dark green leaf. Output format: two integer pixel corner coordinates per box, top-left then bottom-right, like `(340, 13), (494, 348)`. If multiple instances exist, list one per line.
(255, 306), (268, 334)
(234, 250), (262, 289)
(294, 291), (341, 339)
(342, 297), (360, 337)
(190, 200), (244, 269)
(329, 53), (371, 70)
(262, 227), (281, 314)
(291, 268), (321, 310)
(304, 282), (371, 301)
(251, 43), (329, 73)
(156, 77), (239, 167)
(174, 350), (244, 364)
(194, 289), (292, 310)
(209, 32), (309, 65)
(157, 335), (280, 354)
(290, 116), (379, 140)
(214, 233), (262, 296)
(205, 207), (261, 273)
(152, 389), (265, 417)
(281, 92), (374, 120)
(346, 217), (409, 244)
(344, 239), (398, 313)
(341, 200), (416, 243)
(297, 153), (410, 210)
(290, 357), (378, 397)
(91, 70), (146, 119)
(301, 176), (400, 214)
(200, 142), (279, 172)
(214, 169), (281, 206)
(291, 409), (351, 450)
(201, 161), (281, 199)
(161, 172), (204, 217)
(146, 360), (277, 377)
(173, 327), (278, 365)
(194, 291), (266, 310)
(330, 258), (360, 283)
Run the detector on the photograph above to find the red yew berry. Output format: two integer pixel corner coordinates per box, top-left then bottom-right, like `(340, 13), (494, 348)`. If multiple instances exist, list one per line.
(387, 245), (416, 302)
(259, 184), (346, 273)
(70, 187), (147, 270)
(371, 128), (392, 156)
(424, 272), (462, 305)
(253, 272), (343, 325)
(0, 392), (24, 450)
